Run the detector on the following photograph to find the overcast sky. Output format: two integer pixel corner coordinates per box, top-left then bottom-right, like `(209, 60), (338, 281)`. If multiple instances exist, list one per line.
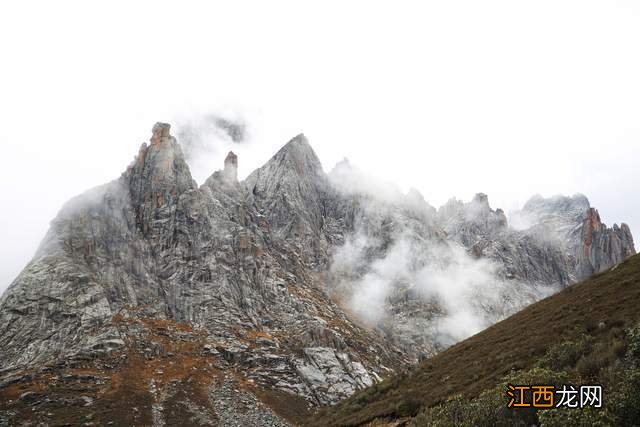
(1, 1), (639, 294)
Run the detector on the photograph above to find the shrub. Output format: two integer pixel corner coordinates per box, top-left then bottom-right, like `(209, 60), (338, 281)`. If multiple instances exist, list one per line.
(626, 322), (640, 364)
(396, 397), (422, 417)
(608, 369), (640, 425)
(410, 395), (470, 427)
(609, 337), (626, 359)
(501, 366), (569, 387)
(537, 335), (592, 372)
(410, 368), (568, 427)
(576, 352), (606, 378)
(537, 407), (615, 426)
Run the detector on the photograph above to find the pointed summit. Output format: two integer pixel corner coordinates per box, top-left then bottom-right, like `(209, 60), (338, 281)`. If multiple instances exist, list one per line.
(289, 132), (308, 143)
(243, 133), (330, 242)
(472, 192), (489, 205)
(522, 193), (591, 215)
(245, 133), (324, 192)
(224, 151), (238, 181)
(125, 123), (196, 235)
(269, 133), (323, 177)
(150, 122), (172, 145)
(285, 133), (310, 148)
(126, 123), (194, 191)
(201, 150), (241, 198)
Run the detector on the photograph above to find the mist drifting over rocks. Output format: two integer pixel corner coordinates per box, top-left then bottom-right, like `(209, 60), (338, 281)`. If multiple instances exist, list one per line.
(327, 163), (561, 354)
(174, 112), (252, 184)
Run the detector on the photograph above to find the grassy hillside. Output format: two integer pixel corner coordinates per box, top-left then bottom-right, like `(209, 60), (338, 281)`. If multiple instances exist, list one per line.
(310, 253), (640, 426)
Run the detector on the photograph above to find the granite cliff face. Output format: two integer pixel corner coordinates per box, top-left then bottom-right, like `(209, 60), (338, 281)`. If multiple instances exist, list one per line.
(578, 208), (635, 278)
(514, 194), (636, 281)
(437, 193), (574, 286)
(0, 124), (635, 425)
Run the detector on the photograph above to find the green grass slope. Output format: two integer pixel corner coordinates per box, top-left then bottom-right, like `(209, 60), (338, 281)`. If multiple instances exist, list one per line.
(310, 253), (640, 426)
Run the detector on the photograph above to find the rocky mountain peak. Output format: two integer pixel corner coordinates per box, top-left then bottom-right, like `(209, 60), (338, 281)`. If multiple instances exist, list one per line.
(466, 193), (504, 224)
(150, 122), (172, 145)
(584, 207), (603, 234)
(270, 133), (323, 176)
(243, 134), (332, 245)
(223, 151), (238, 181)
(202, 151), (242, 197)
(513, 194), (592, 242)
(0, 126), (407, 421)
(436, 194), (508, 248)
(244, 133), (324, 194)
(129, 122), (191, 179)
(576, 207), (636, 279)
(125, 123), (196, 237)
(472, 192), (490, 207)
(285, 132), (310, 147)
(522, 193), (590, 218)
(513, 194), (635, 281)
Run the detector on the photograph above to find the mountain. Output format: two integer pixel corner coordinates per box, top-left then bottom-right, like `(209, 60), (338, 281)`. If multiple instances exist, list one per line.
(514, 194), (635, 280)
(0, 123), (635, 425)
(310, 252), (640, 426)
(0, 125), (403, 425)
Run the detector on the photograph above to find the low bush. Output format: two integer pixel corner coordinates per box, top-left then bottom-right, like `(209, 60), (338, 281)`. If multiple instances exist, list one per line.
(537, 407), (615, 426)
(537, 335), (592, 372)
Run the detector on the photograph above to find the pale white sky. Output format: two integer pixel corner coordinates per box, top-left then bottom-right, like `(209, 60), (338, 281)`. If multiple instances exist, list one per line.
(1, 1), (639, 293)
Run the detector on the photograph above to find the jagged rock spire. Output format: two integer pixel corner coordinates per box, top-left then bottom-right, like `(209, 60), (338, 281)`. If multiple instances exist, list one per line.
(472, 192), (490, 207)
(150, 122), (172, 145)
(126, 123), (196, 236)
(577, 207), (636, 279)
(224, 151), (238, 181)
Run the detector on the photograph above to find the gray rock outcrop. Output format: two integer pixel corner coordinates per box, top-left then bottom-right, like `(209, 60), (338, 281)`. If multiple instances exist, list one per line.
(514, 194), (636, 280)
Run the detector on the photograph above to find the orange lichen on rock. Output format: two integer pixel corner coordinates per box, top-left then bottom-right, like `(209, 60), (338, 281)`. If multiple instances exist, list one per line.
(583, 208), (603, 255)
(246, 330), (274, 340)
